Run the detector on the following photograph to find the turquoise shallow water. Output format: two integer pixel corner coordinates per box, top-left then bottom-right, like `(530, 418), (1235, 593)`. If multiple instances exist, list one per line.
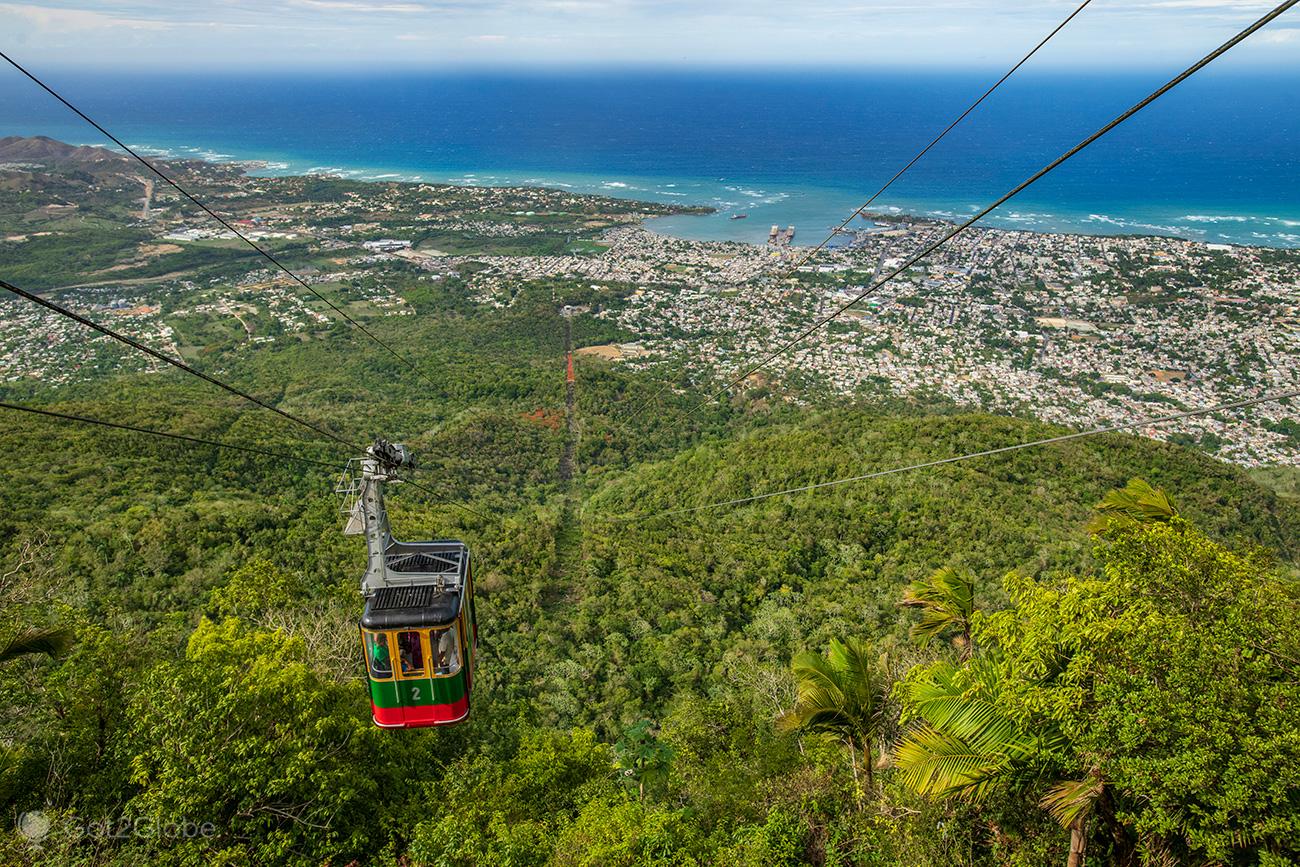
(2, 68), (1297, 247)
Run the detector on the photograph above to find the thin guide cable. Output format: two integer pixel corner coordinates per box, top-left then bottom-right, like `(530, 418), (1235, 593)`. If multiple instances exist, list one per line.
(1, 278), (361, 453)
(623, 0), (1094, 423)
(601, 388), (1300, 522)
(392, 475), (494, 523)
(0, 49), (442, 391)
(0, 401), (340, 468)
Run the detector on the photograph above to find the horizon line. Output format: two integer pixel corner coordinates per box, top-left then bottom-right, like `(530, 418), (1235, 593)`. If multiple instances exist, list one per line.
(13, 59), (1300, 75)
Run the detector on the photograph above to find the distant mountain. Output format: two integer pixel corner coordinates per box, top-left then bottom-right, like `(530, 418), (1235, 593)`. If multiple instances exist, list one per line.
(0, 135), (129, 167)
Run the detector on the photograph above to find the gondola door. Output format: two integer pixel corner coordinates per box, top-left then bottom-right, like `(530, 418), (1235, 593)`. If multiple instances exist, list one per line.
(393, 629), (429, 727)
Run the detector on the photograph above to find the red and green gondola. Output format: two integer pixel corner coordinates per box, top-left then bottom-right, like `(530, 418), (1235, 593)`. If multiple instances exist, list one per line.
(360, 559), (478, 727)
(341, 441), (480, 730)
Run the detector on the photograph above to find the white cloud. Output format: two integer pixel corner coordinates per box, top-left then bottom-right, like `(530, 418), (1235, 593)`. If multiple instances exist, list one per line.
(0, 2), (172, 31)
(291, 0), (429, 12)
(1255, 27), (1300, 42)
(2, 0), (1298, 67)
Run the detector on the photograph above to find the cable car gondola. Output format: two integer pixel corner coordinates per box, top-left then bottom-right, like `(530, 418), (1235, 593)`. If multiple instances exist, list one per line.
(339, 441), (477, 728)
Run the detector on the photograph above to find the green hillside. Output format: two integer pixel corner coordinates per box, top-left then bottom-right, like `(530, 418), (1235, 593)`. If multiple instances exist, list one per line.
(569, 411), (1297, 725)
(1, 176), (1296, 865)
(1, 350), (1296, 865)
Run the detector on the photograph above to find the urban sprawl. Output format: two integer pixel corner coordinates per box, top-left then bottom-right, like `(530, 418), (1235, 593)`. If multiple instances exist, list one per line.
(1, 139), (1296, 466)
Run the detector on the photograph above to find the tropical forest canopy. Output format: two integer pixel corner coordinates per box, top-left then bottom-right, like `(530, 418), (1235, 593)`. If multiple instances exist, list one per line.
(0, 154), (1297, 866)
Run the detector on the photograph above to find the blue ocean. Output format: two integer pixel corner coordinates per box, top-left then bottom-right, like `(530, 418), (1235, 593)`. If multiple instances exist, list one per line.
(2, 67), (1298, 247)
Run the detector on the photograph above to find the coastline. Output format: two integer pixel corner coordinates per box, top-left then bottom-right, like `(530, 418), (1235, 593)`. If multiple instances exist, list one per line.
(5, 67), (1299, 250)
(22, 132), (1300, 251)
(4, 133), (1296, 469)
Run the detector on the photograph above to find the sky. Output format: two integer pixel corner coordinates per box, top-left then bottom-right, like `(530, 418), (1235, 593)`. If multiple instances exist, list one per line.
(0, 0), (1297, 69)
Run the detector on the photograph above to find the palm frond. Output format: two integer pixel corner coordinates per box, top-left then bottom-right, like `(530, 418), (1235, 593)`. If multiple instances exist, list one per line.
(896, 653), (1046, 801)
(1087, 478), (1177, 536)
(893, 723), (1014, 800)
(781, 638), (887, 742)
(901, 566), (975, 647)
(780, 651), (849, 733)
(917, 699), (1028, 752)
(1039, 777), (1105, 829)
(0, 627), (75, 663)
(832, 638), (888, 722)
(791, 651), (848, 706)
(906, 658), (1005, 715)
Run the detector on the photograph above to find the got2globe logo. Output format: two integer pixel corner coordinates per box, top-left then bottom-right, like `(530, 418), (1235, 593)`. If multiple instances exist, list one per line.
(17, 811), (51, 844)
(15, 810), (217, 844)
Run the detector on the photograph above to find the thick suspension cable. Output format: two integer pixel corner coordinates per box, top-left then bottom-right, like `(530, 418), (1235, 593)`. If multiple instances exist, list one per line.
(1, 278), (360, 453)
(687, 0), (1298, 416)
(4, 281), (490, 513)
(0, 49), (442, 391)
(1, 403), (491, 525)
(599, 389), (1299, 523)
(0, 401), (339, 468)
(624, 0), (1094, 424)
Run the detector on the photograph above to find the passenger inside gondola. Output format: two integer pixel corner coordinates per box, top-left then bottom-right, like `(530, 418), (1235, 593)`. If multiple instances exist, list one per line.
(397, 630), (424, 676)
(367, 632), (391, 678)
(434, 628), (460, 675)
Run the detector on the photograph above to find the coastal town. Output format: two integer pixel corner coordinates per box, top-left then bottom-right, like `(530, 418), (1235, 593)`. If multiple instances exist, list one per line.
(1, 137), (1296, 466)
(454, 221), (1299, 465)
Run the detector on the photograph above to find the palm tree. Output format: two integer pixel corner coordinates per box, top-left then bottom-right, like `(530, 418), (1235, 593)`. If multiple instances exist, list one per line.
(1040, 776), (1106, 867)
(778, 638), (889, 793)
(1086, 477), (1177, 536)
(896, 480), (1169, 866)
(900, 566), (976, 658)
(894, 657), (1102, 867)
(0, 626), (74, 664)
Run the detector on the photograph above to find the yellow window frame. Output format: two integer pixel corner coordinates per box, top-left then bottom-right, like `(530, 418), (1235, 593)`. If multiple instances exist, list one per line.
(361, 628), (395, 681)
(429, 618), (465, 679)
(391, 628), (431, 682)
(365, 620), (466, 682)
